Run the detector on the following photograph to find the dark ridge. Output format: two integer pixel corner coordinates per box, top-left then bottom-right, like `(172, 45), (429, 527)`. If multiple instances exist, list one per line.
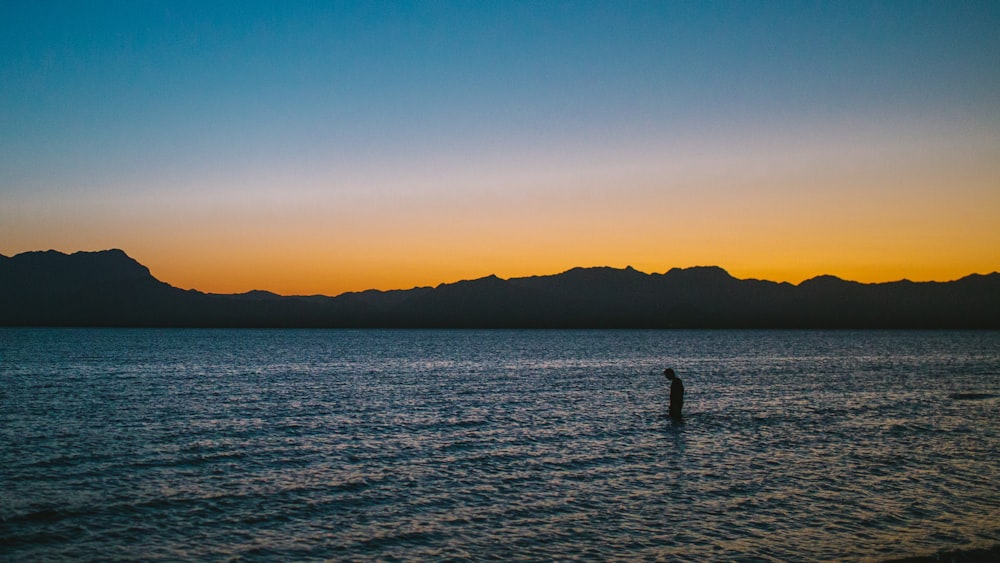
(232, 290), (283, 299)
(1, 249), (998, 328)
(947, 393), (997, 401)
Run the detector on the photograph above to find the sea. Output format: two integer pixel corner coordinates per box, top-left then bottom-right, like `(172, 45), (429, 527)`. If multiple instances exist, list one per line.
(1, 328), (998, 562)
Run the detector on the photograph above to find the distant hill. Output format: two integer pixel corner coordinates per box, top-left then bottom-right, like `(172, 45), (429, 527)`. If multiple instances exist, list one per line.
(1, 249), (998, 328)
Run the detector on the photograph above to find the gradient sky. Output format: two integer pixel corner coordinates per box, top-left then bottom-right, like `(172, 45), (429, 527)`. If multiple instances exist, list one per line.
(2, 1), (998, 295)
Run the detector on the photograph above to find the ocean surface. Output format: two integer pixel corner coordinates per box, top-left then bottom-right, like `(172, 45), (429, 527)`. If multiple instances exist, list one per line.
(1, 328), (998, 562)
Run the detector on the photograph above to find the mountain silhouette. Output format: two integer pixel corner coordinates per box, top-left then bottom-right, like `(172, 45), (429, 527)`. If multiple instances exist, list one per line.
(2, 249), (998, 328)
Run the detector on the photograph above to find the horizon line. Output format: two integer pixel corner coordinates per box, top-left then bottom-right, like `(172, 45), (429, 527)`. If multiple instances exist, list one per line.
(4, 247), (998, 299)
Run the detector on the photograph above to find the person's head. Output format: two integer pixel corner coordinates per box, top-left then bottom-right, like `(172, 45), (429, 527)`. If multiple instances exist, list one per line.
(663, 368), (675, 380)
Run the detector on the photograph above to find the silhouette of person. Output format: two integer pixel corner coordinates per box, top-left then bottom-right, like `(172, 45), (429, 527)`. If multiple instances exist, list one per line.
(664, 368), (684, 419)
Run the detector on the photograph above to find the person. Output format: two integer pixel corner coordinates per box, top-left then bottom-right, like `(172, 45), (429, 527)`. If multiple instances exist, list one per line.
(664, 368), (684, 419)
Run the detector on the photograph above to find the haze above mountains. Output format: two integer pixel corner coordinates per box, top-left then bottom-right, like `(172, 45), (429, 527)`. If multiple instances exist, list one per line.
(2, 249), (998, 328)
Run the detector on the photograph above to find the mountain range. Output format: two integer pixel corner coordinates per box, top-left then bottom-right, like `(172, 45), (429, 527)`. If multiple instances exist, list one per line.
(1, 249), (998, 328)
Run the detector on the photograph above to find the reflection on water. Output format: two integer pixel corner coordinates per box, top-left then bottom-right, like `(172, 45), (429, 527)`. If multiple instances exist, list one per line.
(1, 328), (998, 561)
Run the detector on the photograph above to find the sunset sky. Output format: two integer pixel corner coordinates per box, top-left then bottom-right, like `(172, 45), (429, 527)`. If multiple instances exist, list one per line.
(2, 1), (998, 295)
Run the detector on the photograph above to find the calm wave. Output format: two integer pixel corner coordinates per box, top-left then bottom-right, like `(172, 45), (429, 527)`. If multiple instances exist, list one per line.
(2, 329), (998, 561)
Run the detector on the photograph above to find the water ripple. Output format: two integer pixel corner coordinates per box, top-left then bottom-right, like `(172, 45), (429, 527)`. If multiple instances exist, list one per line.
(1, 328), (998, 561)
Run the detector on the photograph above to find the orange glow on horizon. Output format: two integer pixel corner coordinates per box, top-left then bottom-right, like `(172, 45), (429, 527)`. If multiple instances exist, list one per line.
(146, 241), (999, 297)
(4, 222), (998, 297)
(3, 117), (997, 296)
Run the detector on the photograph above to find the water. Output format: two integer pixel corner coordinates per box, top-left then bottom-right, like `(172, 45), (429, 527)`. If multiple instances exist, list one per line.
(1, 329), (998, 561)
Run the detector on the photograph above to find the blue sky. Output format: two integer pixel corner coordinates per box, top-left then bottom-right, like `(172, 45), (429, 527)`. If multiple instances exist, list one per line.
(2, 1), (998, 293)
